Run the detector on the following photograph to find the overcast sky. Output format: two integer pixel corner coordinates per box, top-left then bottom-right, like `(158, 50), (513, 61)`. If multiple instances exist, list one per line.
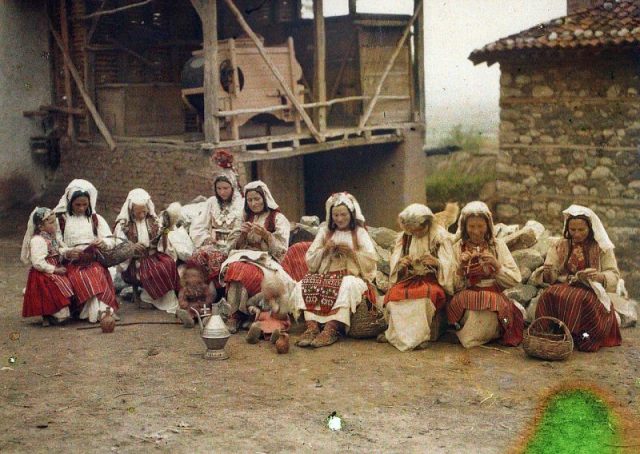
(320, 0), (567, 142)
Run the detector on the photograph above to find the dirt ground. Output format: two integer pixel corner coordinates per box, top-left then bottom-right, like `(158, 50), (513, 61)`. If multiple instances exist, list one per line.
(1, 212), (639, 453)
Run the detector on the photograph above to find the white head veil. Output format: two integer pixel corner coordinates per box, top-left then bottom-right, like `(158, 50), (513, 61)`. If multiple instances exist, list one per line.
(455, 201), (495, 242)
(212, 170), (244, 212)
(244, 180), (279, 211)
(562, 204), (614, 251)
(324, 192), (366, 225)
(21, 207), (53, 264)
(54, 179), (98, 214)
(115, 188), (157, 224)
(398, 203), (434, 229)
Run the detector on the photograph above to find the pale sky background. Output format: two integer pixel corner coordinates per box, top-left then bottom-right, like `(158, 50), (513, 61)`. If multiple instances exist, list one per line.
(316, 0), (567, 144)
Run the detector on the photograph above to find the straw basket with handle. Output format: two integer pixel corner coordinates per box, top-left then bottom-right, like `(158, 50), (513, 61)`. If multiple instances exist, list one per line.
(348, 296), (387, 339)
(523, 316), (574, 361)
(92, 235), (138, 268)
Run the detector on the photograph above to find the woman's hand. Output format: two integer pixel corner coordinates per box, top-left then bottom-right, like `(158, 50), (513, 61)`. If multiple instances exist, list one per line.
(53, 266), (67, 275)
(248, 306), (261, 318)
(420, 254), (439, 268)
(66, 248), (82, 260)
(240, 222), (253, 234)
(480, 252), (499, 271)
(134, 243), (147, 255)
(583, 268), (605, 284)
(459, 251), (472, 264)
(91, 239), (106, 249)
(252, 224), (271, 241)
(398, 256), (413, 269)
(332, 243), (353, 257)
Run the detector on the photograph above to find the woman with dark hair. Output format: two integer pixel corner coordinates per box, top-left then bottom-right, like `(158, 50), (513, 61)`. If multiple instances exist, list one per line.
(291, 192), (377, 348)
(447, 201), (523, 348)
(221, 180), (293, 333)
(53, 179), (118, 323)
(188, 170), (244, 288)
(536, 204), (622, 352)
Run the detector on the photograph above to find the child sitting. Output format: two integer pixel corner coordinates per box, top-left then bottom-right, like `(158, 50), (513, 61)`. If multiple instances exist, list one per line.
(175, 261), (216, 328)
(246, 273), (293, 344)
(21, 207), (74, 326)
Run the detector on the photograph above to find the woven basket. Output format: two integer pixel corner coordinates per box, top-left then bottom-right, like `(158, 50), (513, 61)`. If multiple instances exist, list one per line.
(348, 299), (387, 339)
(523, 316), (574, 361)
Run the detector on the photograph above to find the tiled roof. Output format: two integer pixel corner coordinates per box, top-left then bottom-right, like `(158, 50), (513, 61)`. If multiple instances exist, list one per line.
(470, 0), (640, 64)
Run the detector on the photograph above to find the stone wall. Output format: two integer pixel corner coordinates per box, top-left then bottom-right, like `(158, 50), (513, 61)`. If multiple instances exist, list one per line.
(0, 1), (52, 209)
(495, 53), (640, 295)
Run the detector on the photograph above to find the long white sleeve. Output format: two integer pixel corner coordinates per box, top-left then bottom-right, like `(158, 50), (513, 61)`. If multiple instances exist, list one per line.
(29, 236), (56, 273)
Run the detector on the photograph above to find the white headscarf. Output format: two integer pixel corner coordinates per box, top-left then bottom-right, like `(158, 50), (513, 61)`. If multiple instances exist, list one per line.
(324, 192), (366, 225)
(562, 204), (614, 252)
(21, 207), (53, 264)
(455, 201), (495, 241)
(115, 188), (157, 224)
(398, 203), (434, 228)
(212, 172), (244, 213)
(54, 179), (98, 214)
(244, 180), (279, 211)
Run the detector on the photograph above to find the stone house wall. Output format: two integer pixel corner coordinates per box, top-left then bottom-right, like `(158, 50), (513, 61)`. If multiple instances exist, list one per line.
(495, 52), (640, 295)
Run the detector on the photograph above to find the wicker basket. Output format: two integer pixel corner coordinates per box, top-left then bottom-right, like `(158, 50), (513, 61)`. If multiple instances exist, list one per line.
(94, 236), (138, 268)
(523, 316), (574, 361)
(348, 299), (387, 339)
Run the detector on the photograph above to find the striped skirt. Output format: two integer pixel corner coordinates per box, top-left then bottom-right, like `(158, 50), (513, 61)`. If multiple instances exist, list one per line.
(23, 258), (73, 318)
(384, 274), (446, 309)
(223, 262), (264, 296)
(189, 245), (228, 286)
(281, 242), (312, 282)
(123, 252), (180, 300)
(536, 283), (621, 352)
(66, 260), (118, 310)
(448, 285), (523, 346)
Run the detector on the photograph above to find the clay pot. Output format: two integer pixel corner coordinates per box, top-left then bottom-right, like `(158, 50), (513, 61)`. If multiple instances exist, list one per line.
(275, 332), (290, 354)
(100, 309), (116, 334)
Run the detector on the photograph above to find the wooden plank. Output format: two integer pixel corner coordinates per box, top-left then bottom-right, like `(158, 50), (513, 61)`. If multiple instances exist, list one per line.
(228, 38), (240, 140)
(413, 0), (425, 123)
(198, 0), (220, 143)
(60, 0), (74, 138)
(287, 37), (301, 136)
(313, 0), (327, 132)
(48, 17), (116, 151)
(81, 0), (154, 20)
(222, 0), (324, 143)
(358, 1), (422, 129)
(349, 0), (357, 14)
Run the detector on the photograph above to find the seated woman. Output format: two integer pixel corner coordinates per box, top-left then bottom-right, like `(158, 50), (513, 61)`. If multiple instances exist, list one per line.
(221, 180), (292, 333)
(189, 168), (244, 286)
(21, 207), (73, 326)
(54, 179), (118, 323)
(447, 201), (523, 348)
(292, 192), (377, 348)
(114, 188), (180, 314)
(381, 204), (454, 351)
(536, 205), (622, 352)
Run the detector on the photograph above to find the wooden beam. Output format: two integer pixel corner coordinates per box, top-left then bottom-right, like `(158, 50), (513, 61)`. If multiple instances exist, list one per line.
(287, 37), (302, 136)
(59, 0), (75, 138)
(221, 0), (324, 143)
(358, 0), (422, 129)
(349, 0), (357, 15)
(328, 38), (355, 101)
(86, 0), (109, 44)
(195, 0), (221, 143)
(48, 17), (116, 151)
(413, 0), (425, 124)
(313, 0), (327, 132)
(81, 0), (154, 20)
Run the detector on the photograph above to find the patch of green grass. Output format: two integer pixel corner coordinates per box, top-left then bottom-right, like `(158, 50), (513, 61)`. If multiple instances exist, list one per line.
(525, 390), (620, 454)
(438, 124), (486, 152)
(425, 166), (495, 211)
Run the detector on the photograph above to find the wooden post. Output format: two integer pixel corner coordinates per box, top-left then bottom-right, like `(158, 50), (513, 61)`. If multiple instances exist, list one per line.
(358, 0), (422, 129)
(222, 0), (324, 143)
(313, 0), (327, 132)
(413, 0), (426, 123)
(193, 0), (221, 144)
(48, 18), (116, 151)
(229, 38), (240, 140)
(349, 0), (357, 15)
(59, 0), (75, 138)
(287, 37), (302, 136)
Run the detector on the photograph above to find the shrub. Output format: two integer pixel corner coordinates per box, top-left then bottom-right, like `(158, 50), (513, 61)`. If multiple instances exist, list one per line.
(438, 124), (485, 152)
(425, 166), (495, 211)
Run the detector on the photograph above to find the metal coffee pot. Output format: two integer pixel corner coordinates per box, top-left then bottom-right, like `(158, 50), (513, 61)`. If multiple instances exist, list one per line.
(190, 299), (231, 360)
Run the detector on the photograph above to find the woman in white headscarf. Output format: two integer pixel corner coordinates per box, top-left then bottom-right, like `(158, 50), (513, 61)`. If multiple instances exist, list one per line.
(221, 180), (293, 333)
(536, 205), (622, 352)
(447, 201), (523, 348)
(54, 179), (118, 323)
(21, 207), (73, 325)
(188, 169), (244, 288)
(381, 204), (455, 351)
(291, 192), (377, 348)
(114, 188), (180, 314)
